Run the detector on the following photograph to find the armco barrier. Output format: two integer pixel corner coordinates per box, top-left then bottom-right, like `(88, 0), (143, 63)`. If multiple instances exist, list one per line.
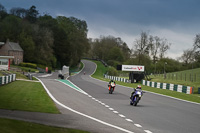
(104, 74), (130, 83)
(0, 74), (16, 86)
(142, 80), (193, 94)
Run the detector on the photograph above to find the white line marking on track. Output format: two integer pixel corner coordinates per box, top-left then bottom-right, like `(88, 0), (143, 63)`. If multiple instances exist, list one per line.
(109, 108), (114, 111)
(113, 111), (118, 113)
(119, 114), (126, 118)
(134, 124), (142, 127)
(37, 77), (135, 133)
(101, 103), (105, 105)
(126, 119), (133, 122)
(81, 60), (154, 133)
(144, 130), (153, 133)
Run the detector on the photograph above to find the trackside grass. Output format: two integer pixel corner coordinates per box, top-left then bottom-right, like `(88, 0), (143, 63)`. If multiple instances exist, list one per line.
(91, 61), (108, 80)
(0, 73), (90, 133)
(149, 68), (200, 94)
(90, 60), (200, 103)
(0, 118), (89, 133)
(0, 80), (59, 113)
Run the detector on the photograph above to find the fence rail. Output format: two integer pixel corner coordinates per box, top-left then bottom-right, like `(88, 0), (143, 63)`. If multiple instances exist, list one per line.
(152, 72), (200, 82)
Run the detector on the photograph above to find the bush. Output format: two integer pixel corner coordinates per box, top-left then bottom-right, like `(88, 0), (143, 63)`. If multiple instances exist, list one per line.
(37, 64), (52, 71)
(107, 60), (120, 68)
(108, 66), (118, 76)
(19, 62), (37, 69)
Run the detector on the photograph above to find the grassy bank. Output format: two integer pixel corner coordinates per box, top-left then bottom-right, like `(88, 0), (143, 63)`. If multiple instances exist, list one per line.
(70, 62), (84, 75)
(0, 80), (59, 113)
(91, 61), (108, 80)
(90, 60), (200, 103)
(0, 118), (89, 133)
(149, 68), (200, 94)
(0, 71), (90, 133)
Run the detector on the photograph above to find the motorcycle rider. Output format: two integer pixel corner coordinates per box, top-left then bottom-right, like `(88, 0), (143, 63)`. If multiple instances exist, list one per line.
(108, 80), (116, 91)
(130, 85), (142, 99)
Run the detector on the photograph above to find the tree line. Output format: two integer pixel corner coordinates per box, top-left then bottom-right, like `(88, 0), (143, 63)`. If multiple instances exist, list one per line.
(0, 4), (89, 69)
(87, 31), (200, 75)
(1, 3), (199, 73)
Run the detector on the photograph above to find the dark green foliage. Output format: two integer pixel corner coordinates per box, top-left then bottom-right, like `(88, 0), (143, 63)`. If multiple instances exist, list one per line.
(0, 3), (8, 20)
(107, 60), (120, 69)
(19, 62), (37, 69)
(25, 5), (39, 23)
(89, 36), (129, 63)
(0, 15), (22, 41)
(108, 47), (124, 62)
(108, 66), (118, 76)
(0, 4), (89, 69)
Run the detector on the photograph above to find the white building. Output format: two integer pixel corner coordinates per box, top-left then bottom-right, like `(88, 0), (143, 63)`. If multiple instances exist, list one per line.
(0, 56), (14, 70)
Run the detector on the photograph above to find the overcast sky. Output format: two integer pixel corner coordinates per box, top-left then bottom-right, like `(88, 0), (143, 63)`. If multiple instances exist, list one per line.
(1, 0), (200, 59)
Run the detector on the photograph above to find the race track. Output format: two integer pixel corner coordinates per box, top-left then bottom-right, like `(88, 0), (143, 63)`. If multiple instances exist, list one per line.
(69, 60), (200, 133)
(38, 60), (200, 133)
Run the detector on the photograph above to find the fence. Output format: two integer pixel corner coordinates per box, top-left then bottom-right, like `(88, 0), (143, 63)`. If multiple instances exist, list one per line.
(142, 80), (193, 94)
(153, 72), (200, 82)
(104, 74), (130, 83)
(0, 74), (16, 86)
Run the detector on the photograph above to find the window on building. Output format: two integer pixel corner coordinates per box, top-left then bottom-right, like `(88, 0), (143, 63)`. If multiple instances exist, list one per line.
(0, 59), (8, 65)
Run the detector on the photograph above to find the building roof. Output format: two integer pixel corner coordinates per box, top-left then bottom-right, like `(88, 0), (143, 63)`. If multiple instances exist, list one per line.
(8, 42), (23, 52)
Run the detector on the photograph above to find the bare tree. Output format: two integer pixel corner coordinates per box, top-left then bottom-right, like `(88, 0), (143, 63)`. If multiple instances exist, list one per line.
(0, 3), (6, 12)
(0, 3), (7, 19)
(10, 7), (27, 18)
(133, 31), (151, 64)
(194, 34), (200, 48)
(159, 38), (171, 59)
(193, 33), (200, 62)
(149, 36), (161, 63)
(133, 31), (171, 64)
(134, 31), (150, 54)
(179, 48), (195, 65)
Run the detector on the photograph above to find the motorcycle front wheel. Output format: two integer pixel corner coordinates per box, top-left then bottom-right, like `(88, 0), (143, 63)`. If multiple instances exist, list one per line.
(133, 97), (139, 106)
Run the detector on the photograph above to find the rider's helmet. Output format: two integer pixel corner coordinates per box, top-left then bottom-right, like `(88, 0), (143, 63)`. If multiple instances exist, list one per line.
(111, 80), (113, 82)
(137, 85), (141, 89)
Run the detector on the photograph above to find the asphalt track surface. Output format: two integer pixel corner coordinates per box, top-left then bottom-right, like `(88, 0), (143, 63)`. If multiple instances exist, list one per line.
(69, 60), (200, 133)
(1, 60), (200, 133)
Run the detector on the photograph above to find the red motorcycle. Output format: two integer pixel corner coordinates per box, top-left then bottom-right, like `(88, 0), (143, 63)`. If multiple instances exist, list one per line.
(108, 82), (116, 94)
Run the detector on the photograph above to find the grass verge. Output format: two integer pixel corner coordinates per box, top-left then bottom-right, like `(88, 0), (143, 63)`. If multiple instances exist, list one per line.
(91, 61), (108, 79)
(90, 60), (200, 103)
(0, 118), (89, 133)
(0, 81), (59, 113)
(149, 75), (200, 94)
(70, 62), (84, 75)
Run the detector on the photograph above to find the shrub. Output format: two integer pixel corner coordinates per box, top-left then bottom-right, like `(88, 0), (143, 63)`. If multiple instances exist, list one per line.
(107, 60), (120, 68)
(108, 66), (118, 76)
(19, 62), (37, 69)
